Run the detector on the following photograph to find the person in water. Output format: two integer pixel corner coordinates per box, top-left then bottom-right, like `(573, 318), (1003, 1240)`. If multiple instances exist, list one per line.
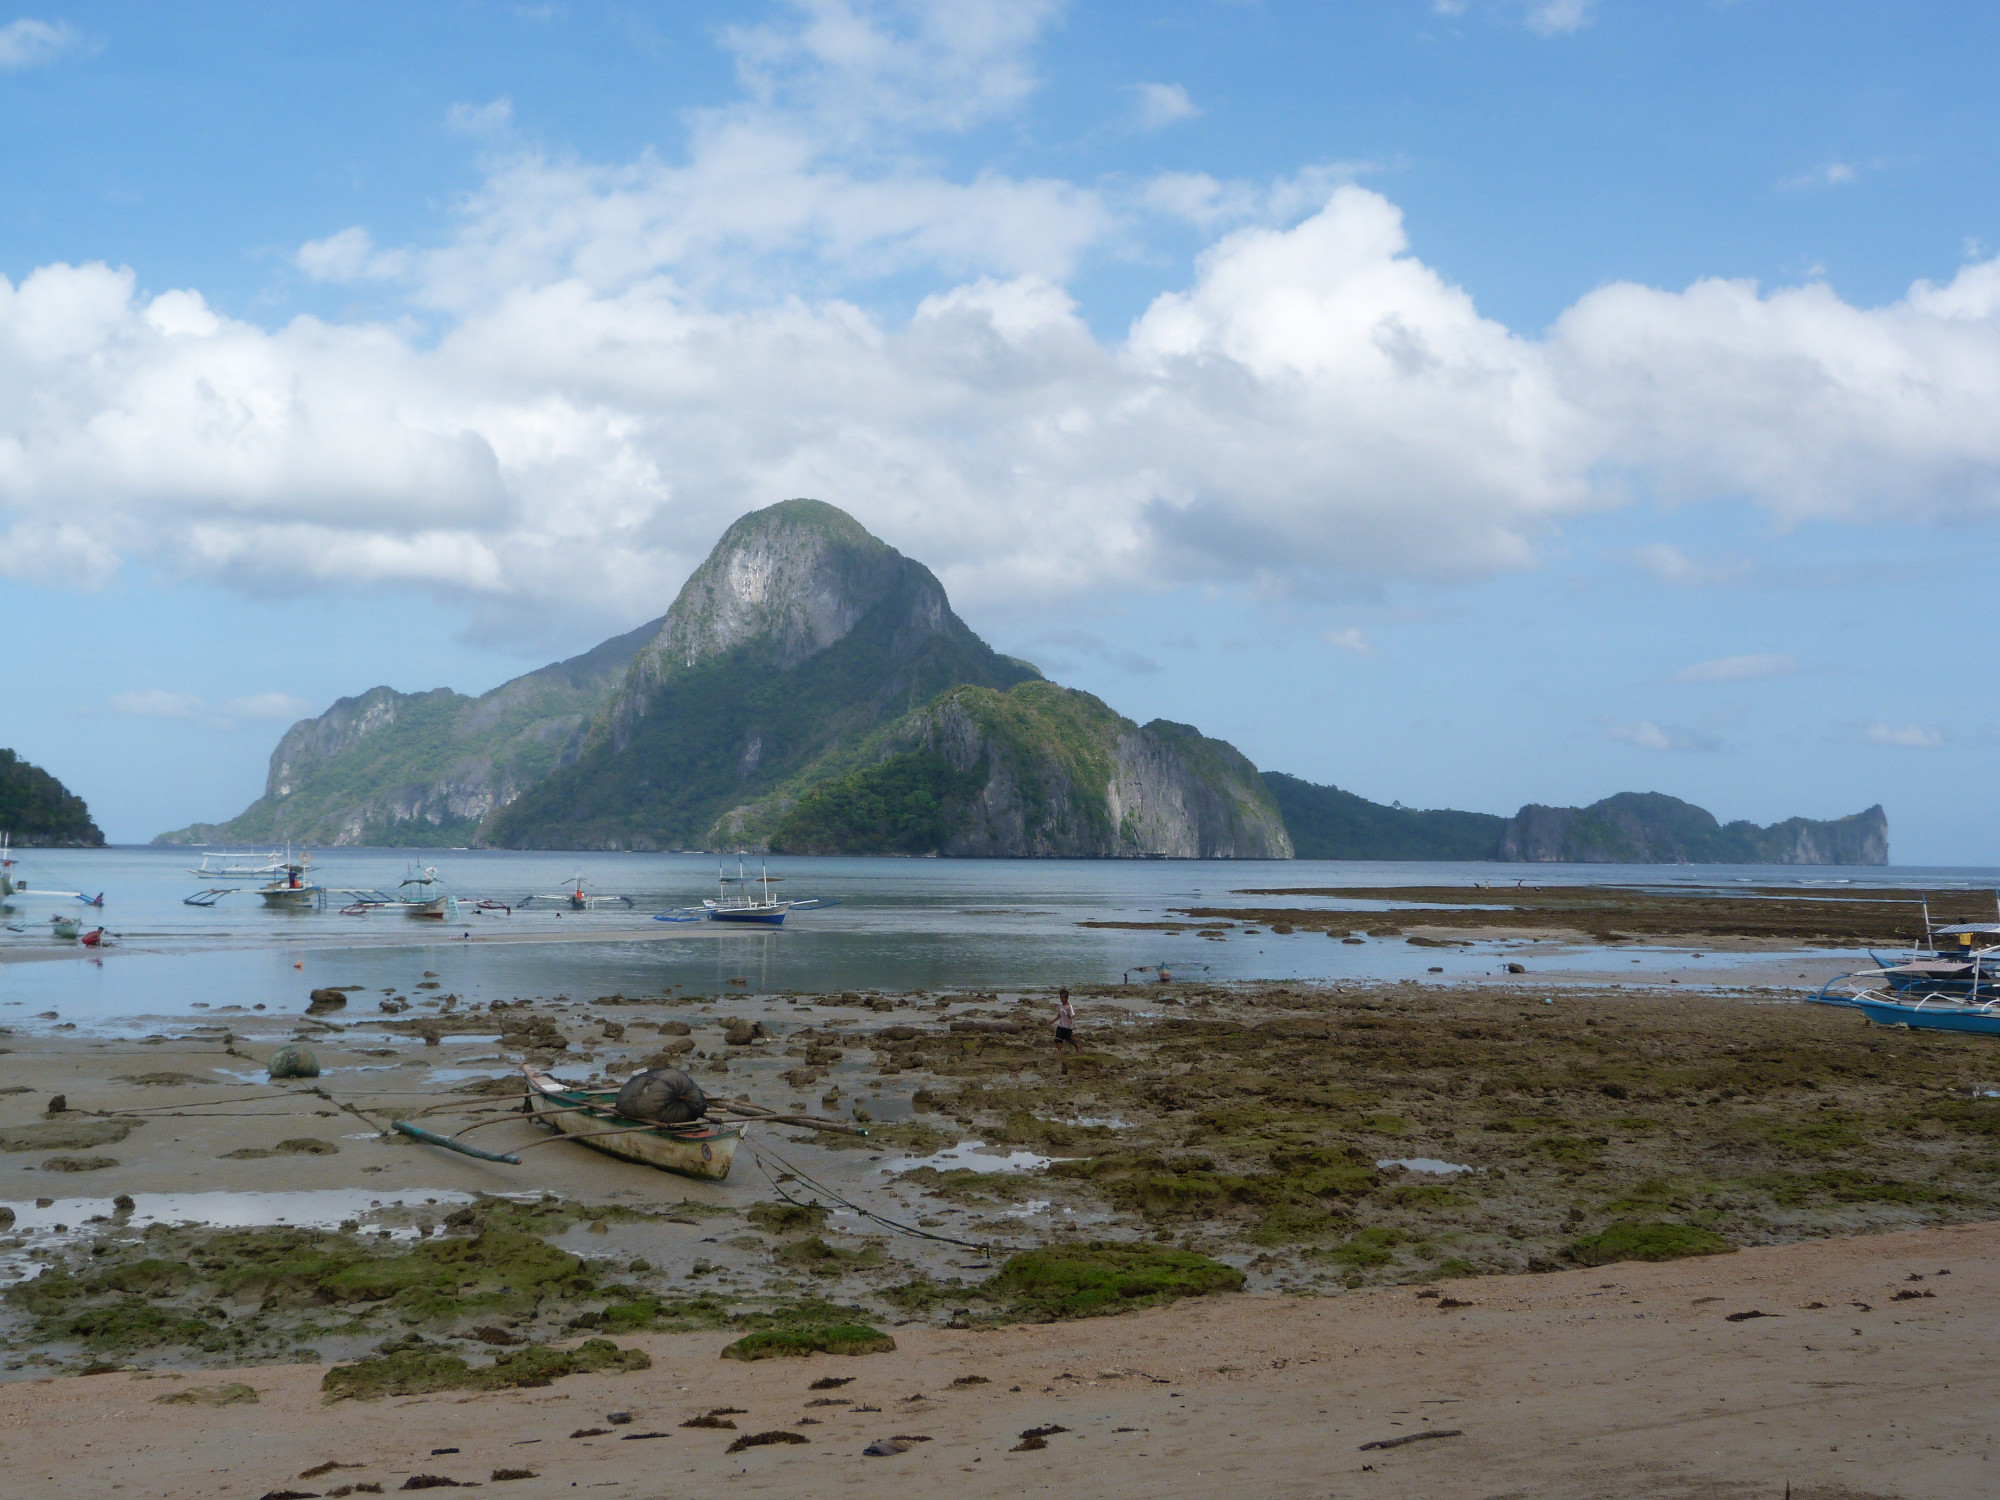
(1053, 987), (1079, 1054)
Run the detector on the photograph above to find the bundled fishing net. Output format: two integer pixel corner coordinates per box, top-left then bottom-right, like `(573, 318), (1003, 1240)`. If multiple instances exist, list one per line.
(616, 1067), (706, 1124)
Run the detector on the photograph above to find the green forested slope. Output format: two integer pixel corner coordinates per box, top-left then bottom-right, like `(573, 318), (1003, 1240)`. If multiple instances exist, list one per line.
(0, 749), (104, 846)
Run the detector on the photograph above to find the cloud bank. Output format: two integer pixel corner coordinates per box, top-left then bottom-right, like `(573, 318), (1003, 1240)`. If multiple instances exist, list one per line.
(3, 2), (2000, 645)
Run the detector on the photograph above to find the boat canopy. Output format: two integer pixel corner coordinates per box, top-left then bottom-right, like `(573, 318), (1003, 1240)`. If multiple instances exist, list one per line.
(1934, 923), (2000, 935)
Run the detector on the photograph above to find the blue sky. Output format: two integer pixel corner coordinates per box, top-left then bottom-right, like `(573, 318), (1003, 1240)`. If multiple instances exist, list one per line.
(3, 2), (1998, 859)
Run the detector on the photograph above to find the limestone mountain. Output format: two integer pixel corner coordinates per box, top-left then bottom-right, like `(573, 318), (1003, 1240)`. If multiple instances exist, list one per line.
(1495, 792), (1889, 865)
(767, 682), (1293, 858)
(1265, 776), (1888, 866)
(485, 500), (1044, 849)
(153, 617), (662, 847)
(0, 749), (104, 847)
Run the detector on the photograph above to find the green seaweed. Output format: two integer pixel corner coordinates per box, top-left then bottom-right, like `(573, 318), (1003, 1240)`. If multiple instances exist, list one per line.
(719, 1325), (896, 1360)
(982, 1241), (1242, 1320)
(746, 1202), (829, 1233)
(1568, 1221), (1733, 1267)
(320, 1337), (650, 1400)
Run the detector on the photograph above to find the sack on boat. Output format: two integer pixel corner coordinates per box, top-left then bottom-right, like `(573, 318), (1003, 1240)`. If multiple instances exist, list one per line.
(616, 1067), (706, 1124)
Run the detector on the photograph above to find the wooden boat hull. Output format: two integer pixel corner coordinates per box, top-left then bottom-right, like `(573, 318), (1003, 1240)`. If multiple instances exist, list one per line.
(522, 1068), (741, 1181)
(1854, 997), (2000, 1035)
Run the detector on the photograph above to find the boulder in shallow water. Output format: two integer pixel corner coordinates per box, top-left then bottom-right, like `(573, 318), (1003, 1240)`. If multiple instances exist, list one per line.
(307, 988), (348, 1014)
(267, 1043), (321, 1079)
(615, 1067), (705, 1124)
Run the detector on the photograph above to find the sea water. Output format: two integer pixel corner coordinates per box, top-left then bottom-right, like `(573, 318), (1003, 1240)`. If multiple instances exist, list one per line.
(2, 846), (1989, 1031)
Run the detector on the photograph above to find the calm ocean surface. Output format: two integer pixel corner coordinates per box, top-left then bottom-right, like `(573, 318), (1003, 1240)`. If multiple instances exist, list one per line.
(3, 846), (1994, 1034)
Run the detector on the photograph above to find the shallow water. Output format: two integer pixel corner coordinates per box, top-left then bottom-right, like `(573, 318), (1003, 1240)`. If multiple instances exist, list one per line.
(879, 1141), (1063, 1175)
(0, 845), (1940, 1036)
(1377, 1157), (1475, 1175)
(0, 1187), (512, 1281)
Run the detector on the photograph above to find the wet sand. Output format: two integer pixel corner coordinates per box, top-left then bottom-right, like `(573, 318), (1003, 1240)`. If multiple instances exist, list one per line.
(0, 1221), (1991, 1499)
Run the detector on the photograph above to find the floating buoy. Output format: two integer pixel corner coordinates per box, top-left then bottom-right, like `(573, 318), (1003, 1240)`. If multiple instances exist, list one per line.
(294, 961), (304, 969)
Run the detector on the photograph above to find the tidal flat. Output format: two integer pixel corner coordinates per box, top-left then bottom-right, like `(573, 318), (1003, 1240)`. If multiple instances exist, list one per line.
(4, 966), (1996, 1382)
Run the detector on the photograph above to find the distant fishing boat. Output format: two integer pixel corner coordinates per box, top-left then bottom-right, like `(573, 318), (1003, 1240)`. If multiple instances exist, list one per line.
(653, 862), (837, 925)
(705, 860), (790, 924)
(520, 875), (634, 911)
(396, 866), (460, 921)
(2, 832), (99, 909)
(187, 849), (296, 881)
(255, 848), (324, 909)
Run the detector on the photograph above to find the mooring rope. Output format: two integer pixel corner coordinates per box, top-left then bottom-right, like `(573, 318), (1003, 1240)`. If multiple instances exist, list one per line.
(748, 1137), (1009, 1256)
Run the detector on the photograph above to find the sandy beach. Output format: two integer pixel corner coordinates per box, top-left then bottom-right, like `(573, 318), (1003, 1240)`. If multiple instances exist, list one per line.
(0, 1220), (1991, 1498)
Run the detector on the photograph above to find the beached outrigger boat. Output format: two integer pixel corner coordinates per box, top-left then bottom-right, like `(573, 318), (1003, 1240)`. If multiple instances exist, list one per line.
(1809, 951), (2000, 1035)
(520, 1066), (744, 1180)
(390, 1065), (865, 1179)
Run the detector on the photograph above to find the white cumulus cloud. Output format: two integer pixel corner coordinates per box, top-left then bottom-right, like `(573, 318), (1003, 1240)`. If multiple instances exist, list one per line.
(1130, 82), (1199, 132)
(1609, 720), (1716, 753)
(0, 18), (77, 69)
(107, 689), (204, 719)
(446, 97), (514, 137)
(1527, 0), (1596, 36)
(3, 0), (2000, 651)
(105, 688), (312, 730)
(1671, 653), (1796, 683)
(1779, 161), (1859, 192)
(1854, 721), (1944, 750)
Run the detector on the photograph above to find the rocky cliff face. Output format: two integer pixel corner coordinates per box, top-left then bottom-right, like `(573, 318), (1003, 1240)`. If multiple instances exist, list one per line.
(767, 682), (1293, 859)
(487, 500), (1040, 850)
(1496, 793), (1888, 865)
(154, 617), (660, 847)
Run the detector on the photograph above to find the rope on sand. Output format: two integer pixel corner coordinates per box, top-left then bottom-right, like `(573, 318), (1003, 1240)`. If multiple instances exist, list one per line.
(748, 1137), (1009, 1256)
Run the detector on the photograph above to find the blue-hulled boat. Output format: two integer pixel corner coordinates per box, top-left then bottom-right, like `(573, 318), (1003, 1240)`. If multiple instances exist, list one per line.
(705, 863), (790, 924)
(1850, 994), (2000, 1035)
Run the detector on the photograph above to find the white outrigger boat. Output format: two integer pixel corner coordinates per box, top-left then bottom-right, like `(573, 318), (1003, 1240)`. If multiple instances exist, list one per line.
(520, 875), (634, 911)
(1, 833), (102, 910)
(187, 848), (297, 881)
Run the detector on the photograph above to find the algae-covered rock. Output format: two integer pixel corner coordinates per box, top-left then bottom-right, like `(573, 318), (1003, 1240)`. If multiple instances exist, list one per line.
(0, 1119), (134, 1153)
(40, 1155), (119, 1172)
(983, 1241), (1243, 1320)
(155, 1381), (259, 1406)
(320, 1336), (650, 1400)
(719, 1325), (895, 1360)
(1568, 1220), (1733, 1267)
(267, 1044), (320, 1079)
(746, 1201), (829, 1234)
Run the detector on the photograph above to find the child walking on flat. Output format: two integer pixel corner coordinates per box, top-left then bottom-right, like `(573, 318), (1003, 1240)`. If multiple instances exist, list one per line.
(1053, 987), (1079, 1054)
